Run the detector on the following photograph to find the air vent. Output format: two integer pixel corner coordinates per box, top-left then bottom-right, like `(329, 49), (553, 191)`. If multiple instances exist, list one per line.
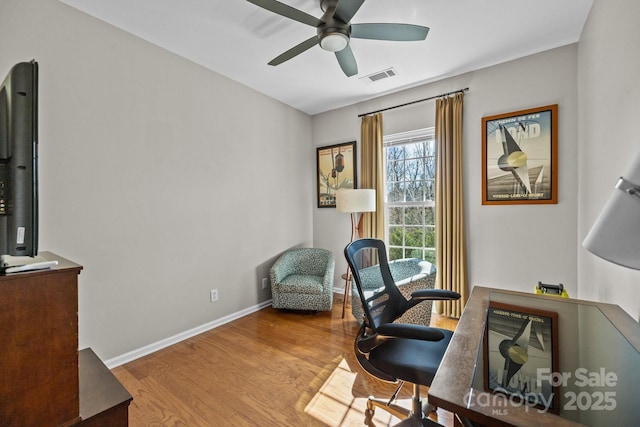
(359, 68), (397, 84)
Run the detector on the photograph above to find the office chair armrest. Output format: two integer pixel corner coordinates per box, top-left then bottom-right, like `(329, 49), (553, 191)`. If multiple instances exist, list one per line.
(410, 289), (461, 301)
(406, 289), (461, 312)
(358, 323), (446, 354)
(358, 323), (446, 355)
(377, 323), (446, 341)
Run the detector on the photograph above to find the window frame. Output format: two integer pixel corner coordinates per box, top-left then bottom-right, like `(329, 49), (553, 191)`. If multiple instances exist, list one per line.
(383, 127), (436, 262)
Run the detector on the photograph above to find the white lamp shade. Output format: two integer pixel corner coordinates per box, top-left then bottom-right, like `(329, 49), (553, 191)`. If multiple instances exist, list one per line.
(583, 151), (640, 270)
(336, 189), (376, 213)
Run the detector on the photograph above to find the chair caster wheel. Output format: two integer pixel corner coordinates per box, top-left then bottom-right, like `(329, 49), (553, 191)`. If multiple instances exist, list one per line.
(364, 407), (375, 425)
(423, 403), (436, 414)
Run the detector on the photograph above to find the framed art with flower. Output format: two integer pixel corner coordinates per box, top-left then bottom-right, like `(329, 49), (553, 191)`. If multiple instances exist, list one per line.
(317, 141), (356, 208)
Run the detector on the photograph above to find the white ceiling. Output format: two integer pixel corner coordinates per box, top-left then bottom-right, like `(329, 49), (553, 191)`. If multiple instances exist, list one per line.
(58, 0), (593, 115)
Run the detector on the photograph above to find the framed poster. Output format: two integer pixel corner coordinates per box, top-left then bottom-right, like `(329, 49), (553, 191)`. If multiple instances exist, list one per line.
(316, 141), (356, 208)
(483, 301), (559, 413)
(482, 104), (558, 205)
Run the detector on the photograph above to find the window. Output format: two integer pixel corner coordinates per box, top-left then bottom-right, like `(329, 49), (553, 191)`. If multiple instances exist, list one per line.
(384, 128), (436, 262)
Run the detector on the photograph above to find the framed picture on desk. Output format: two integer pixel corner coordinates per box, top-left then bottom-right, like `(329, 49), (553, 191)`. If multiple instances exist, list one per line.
(483, 301), (559, 413)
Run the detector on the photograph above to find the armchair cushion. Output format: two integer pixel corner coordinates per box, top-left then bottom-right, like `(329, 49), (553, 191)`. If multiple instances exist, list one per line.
(279, 274), (325, 294)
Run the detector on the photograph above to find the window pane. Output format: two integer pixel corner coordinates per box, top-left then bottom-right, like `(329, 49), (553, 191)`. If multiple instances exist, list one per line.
(424, 180), (435, 201)
(387, 159), (404, 182)
(405, 207), (423, 225)
(387, 181), (406, 203)
(405, 227), (424, 248)
(406, 181), (426, 202)
(388, 227), (404, 246)
(388, 207), (403, 225)
(384, 128), (436, 263)
(425, 207), (435, 225)
(387, 146), (404, 161)
(404, 158), (422, 182)
(404, 185), (416, 202)
(387, 182), (403, 199)
(424, 249), (436, 264)
(425, 226), (435, 247)
(404, 248), (423, 259)
(389, 247), (403, 261)
(425, 158), (436, 179)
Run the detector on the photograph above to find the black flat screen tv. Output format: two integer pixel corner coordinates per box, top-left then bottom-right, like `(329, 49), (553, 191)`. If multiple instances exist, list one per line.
(0, 60), (38, 271)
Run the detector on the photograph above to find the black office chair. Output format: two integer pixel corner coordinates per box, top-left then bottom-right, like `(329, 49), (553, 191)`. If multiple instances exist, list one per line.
(345, 238), (461, 427)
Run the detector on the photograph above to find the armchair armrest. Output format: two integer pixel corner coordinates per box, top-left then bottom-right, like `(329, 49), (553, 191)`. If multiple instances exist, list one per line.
(322, 254), (335, 292)
(270, 254), (293, 283)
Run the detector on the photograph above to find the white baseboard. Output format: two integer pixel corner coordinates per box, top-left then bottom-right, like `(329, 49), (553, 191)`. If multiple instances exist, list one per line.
(104, 299), (273, 369)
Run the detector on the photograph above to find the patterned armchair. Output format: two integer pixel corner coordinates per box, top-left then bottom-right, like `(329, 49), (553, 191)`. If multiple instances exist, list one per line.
(270, 248), (335, 311)
(351, 258), (436, 325)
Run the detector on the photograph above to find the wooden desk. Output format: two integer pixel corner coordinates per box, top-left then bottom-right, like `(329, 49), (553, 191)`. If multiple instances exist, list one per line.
(428, 286), (640, 427)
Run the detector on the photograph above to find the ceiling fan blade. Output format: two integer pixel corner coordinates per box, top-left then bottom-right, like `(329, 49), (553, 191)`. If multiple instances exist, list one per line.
(246, 0), (323, 27)
(334, 0), (365, 23)
(335, 46), (358, 76)
(351, 23), (429, 41)
(268, 36), (319, 66)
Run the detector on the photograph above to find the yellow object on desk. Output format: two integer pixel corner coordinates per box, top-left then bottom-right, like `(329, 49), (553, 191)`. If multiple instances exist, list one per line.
(535, 281), (569, 297)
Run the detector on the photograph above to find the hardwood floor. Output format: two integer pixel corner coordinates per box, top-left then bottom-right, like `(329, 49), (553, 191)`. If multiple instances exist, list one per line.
(112, 299), (458, 426)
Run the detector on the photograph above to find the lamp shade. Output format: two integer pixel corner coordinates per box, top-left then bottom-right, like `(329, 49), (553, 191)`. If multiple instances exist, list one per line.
(336, 189), (376, 213)
(583, 151), (640, 270)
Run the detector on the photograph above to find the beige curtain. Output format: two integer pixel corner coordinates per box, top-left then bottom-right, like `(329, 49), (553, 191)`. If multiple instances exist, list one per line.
(359, 113), (385, 238)
(435, 93), (468, 318)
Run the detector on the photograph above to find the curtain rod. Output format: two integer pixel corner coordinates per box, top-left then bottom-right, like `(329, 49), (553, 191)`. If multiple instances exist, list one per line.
(357, 87), (469, 118)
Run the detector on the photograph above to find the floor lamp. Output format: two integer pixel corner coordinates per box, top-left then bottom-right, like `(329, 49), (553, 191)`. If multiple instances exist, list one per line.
(336, 189), (376, 318)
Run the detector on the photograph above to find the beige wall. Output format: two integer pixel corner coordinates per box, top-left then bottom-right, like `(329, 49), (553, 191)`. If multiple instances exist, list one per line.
(577, 0), (640, 320)
(0, 0), (313, 361)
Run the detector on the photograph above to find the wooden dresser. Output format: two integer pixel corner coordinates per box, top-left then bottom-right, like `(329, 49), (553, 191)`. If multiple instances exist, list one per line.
(0, 252), (132, 426)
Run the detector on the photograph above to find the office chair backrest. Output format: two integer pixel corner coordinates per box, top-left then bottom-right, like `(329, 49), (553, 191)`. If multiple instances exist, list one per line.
(345, 238), (410, 330)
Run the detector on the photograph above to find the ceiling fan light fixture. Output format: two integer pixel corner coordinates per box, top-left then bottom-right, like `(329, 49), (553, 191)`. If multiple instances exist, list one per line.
(319, 32), (349, 52)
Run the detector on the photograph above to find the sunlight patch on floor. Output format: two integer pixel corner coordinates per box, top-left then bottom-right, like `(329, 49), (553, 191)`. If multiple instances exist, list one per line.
(304, 357), (409, 426)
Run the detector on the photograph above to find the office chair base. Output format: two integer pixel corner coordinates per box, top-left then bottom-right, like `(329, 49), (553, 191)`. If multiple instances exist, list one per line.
(365, 384), (439, 426)
(366, 397), (410, 420)
(423, 401), (436, 415)
(394, 416), (441, 427)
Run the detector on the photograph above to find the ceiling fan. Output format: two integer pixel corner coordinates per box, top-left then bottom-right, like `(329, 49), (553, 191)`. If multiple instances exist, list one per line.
(245, 0), (430, 77)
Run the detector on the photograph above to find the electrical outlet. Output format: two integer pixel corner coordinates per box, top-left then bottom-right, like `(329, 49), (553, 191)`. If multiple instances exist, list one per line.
(210, 289), (219, 302)
(261, 278), (268, 289)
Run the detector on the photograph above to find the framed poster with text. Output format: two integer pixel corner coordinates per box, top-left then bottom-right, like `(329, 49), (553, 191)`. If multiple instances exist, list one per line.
(482, 104), (558, 205)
